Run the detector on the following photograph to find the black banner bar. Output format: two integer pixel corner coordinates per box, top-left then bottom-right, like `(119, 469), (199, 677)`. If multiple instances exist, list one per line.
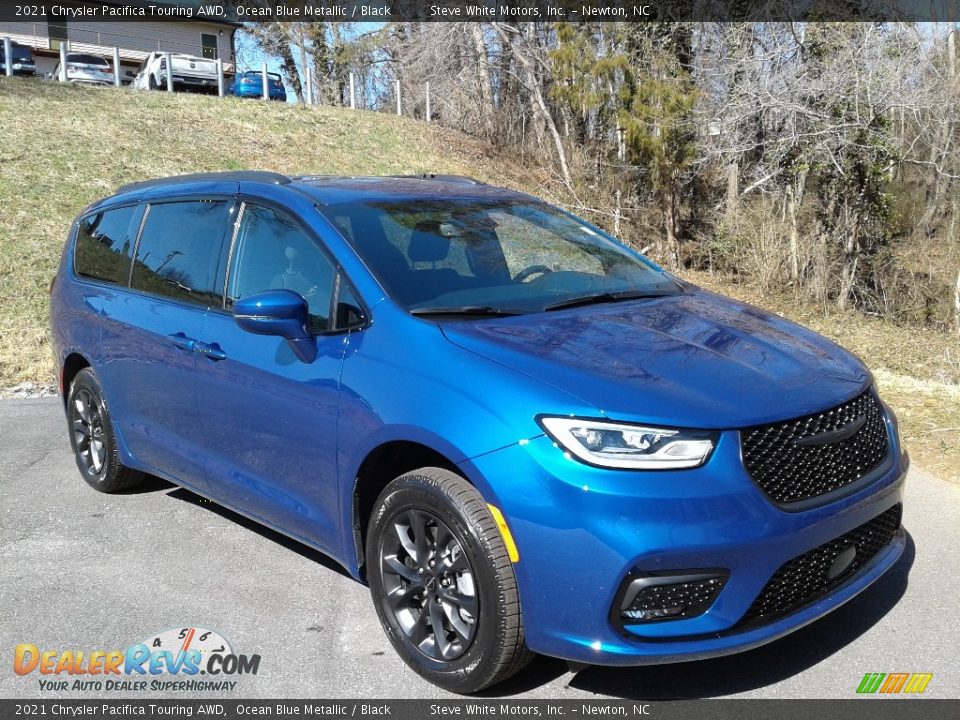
(0, 701), (959, 720)
(1, 1), (960, 23)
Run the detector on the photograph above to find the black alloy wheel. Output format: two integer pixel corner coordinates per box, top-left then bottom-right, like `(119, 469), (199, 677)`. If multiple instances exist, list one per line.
(66, 368), (144, 492)
(380, 508), (479, 661)
(366, 467), (532, 693)
(70, 387), (105, 477)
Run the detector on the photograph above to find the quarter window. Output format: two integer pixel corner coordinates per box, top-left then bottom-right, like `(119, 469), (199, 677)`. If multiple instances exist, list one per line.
(227, 204), (335, 332)
(74, 205), (138, 285)
(131, 200), (229, 307)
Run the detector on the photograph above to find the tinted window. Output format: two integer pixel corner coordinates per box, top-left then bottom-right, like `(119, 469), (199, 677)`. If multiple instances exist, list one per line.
(1, 45), (33, 62)
(74, 205), (138, 285)
(335, 280), (365, 330)
(131, 201), (229, 307)
(227, 204), (335, 332)
(68, 54), (109, 67)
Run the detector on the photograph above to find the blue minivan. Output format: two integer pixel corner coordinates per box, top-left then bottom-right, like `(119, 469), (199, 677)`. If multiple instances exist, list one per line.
(50, 171), (908, 693)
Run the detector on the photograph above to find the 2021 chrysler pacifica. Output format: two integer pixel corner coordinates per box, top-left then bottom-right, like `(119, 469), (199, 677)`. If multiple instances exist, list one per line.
(50, 171), (908, 693)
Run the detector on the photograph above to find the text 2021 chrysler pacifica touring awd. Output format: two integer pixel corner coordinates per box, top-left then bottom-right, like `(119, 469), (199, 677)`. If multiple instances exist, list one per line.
(50, 171), (908, 692)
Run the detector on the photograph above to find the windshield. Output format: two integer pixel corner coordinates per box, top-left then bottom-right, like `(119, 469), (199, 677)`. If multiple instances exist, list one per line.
(319, 199), (680, 314)
(10, 46), (32, 62)
(68, 54), (109, 66)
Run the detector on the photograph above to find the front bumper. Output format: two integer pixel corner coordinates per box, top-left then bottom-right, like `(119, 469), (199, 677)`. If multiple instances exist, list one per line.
(461, 422), (908, 665)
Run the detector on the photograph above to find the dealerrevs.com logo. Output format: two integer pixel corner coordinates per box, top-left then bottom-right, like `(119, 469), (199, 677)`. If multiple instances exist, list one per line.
(13, 627), (260, 692)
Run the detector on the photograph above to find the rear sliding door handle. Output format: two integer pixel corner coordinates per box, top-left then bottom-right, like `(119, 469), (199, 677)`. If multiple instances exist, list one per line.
(167, 333), (196, 352)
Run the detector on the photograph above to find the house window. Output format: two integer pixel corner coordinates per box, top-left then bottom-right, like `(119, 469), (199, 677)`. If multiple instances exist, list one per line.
(201, 33), (218, 60)
(48, 21), (68, 51)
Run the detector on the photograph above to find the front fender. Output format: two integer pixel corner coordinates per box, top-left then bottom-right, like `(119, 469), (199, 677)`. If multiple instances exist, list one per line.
(333, 305), (593, 577)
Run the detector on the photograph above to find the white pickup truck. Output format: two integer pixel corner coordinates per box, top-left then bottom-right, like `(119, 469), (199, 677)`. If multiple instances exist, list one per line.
(132, 52), (219, 93)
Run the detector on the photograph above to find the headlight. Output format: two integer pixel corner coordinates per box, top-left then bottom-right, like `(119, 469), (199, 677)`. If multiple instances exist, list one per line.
(539, 417), (716, 470)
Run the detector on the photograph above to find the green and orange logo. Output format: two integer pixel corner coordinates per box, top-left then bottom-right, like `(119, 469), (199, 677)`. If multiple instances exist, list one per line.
(857, 672), (933, 694)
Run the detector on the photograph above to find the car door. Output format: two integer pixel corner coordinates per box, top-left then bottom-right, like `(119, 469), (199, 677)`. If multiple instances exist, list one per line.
(194, 200), (350, 552)
(99, 196), (233, 491)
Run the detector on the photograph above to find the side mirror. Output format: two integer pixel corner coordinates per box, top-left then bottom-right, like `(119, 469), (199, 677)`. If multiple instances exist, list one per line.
(233, 290), (317, 363)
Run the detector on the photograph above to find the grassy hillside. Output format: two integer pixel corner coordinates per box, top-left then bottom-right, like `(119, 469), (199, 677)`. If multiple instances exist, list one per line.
(0, 78), (542, 387)
(0, 78), (956, 480)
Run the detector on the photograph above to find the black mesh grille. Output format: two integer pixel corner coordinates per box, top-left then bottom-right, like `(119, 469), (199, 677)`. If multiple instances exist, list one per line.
(622, 575), (726, 622)
(739, 504), (902, 626)
(741, 389), (889, 505)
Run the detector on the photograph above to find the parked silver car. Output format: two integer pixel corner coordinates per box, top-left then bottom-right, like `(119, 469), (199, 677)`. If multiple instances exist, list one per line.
(50, 53), (115, 86)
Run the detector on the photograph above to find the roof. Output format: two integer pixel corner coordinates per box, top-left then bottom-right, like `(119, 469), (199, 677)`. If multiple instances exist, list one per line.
(115, 171), (290, 194)
(113, 171), (531, 206)
(292, 175), (529, 206)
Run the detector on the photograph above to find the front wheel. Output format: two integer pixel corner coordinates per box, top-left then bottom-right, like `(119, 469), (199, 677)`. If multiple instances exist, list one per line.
(366, 468), (532, 693)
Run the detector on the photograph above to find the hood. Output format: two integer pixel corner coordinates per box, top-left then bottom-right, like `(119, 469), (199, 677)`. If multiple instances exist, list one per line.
(440, 289), (870, 429)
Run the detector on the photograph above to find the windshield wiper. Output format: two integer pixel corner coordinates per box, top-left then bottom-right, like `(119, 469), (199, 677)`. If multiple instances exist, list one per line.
(543, 290), (668, 312)
(410, 306), (523, 318)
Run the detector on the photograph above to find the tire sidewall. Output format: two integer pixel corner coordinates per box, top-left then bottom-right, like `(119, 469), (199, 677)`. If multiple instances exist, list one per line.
(367, 475), (505, 690)
(66, 369), (112, 489)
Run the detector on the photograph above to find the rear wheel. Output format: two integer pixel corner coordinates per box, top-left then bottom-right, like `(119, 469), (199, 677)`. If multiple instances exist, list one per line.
(66, 368), (144, 493)
(366, 468), (532, 693)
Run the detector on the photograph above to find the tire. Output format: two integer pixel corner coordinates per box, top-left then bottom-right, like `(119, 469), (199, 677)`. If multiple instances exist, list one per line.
(366, 468), (532, 693)
(148, 74), (158, 90)
(66, 368), (144, 493)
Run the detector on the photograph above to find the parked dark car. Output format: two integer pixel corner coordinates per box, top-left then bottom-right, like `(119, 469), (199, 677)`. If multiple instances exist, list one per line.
(0, 42), (36, 77)
(50, 171), (908, 693)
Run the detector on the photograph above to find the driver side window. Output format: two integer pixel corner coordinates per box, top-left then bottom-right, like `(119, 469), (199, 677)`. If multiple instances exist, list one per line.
(227, 203), (335, 332)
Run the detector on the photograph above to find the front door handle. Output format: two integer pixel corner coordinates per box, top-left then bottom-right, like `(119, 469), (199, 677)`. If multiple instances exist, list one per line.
(195, 341), (227, 361)
(167, 332), (196, 352)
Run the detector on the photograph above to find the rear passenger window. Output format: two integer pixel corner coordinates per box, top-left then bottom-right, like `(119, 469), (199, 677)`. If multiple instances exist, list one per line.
(74, 205), (138, 285)
(131, 200), (229, 307)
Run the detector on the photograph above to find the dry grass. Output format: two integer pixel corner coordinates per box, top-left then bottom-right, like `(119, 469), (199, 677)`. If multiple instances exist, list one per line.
(0, 78), (545, 388)
(1, 79), (957, 480)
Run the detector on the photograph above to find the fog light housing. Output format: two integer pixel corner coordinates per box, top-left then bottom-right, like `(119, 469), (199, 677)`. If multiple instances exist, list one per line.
(615, 571), (728, 625)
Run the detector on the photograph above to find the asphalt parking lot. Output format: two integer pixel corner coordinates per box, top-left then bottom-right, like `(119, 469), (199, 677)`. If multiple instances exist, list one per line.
(1, 397), (957, 700)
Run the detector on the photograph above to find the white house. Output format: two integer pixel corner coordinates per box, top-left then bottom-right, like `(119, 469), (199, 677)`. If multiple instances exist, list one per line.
(0, 1), (239, 80)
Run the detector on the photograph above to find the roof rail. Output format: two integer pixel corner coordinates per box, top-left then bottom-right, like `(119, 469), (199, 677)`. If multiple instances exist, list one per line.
(116, 171), (290, 194)
(393, 174), (485, 185)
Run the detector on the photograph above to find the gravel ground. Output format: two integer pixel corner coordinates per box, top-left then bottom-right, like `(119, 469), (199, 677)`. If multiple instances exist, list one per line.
(0, 382), (57, 399)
